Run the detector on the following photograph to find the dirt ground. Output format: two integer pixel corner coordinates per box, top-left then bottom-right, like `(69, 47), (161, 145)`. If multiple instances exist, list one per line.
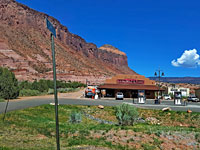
(7, 88), (86, 102)
(59, 88), (85, 99)
(89, 130), (199, 150)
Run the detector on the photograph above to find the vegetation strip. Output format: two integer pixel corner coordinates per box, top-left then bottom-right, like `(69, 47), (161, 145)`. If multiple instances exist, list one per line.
(0, 67), (86, 101)
(0, 104), (200, 150)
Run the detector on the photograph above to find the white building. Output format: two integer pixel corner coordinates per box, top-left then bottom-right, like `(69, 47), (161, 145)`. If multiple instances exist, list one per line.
(168, 86), (190, 97)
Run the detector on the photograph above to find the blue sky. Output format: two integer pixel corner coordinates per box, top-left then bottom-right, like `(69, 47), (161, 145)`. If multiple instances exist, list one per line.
(16, 0), (200, 77)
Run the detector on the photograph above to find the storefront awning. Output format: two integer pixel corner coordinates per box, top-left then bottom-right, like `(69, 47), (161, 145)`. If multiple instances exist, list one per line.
(98, 84), (164, 91)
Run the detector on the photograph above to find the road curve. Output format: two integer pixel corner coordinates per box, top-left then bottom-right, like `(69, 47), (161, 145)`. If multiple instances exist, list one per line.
(0, 98), (200, 114)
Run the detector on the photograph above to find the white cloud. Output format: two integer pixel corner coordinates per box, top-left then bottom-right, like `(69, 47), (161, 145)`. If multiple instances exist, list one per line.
(171, 49), (200, 68)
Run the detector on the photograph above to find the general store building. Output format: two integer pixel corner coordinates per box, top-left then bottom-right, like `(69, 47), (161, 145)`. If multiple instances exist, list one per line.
(98, 74), (162, 99)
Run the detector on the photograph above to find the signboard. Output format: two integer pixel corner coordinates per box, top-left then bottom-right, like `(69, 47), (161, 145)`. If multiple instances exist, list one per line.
(117, 79), (144, 85)
(174, 92), (182, 99)
(46, 18), (59, 149)
(46, 18), (56, 37)
(138, 90), (145, 97)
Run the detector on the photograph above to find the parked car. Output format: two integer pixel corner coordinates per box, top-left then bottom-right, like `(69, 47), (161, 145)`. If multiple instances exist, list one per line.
(187, 95), (200, 102)
(156, 95), (162, 99)
(116, 92), (124, 100)
(85, 92), (94, 98)
(163, 94), (171, 100)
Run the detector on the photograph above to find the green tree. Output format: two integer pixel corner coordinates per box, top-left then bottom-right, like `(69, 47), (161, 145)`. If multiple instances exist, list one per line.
(19, 80), (32, 90)
(0, 67), (19, 99)
(37, 79), (48, 92)
(46, 80), (54, 89)
(31, 79), (48, 92)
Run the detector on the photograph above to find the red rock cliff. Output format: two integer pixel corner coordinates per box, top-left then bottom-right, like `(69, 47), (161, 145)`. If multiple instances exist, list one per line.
(0, 0), (137, 83)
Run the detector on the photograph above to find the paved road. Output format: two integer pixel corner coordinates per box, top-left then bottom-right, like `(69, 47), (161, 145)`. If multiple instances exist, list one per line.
(1, 98), (200, 113)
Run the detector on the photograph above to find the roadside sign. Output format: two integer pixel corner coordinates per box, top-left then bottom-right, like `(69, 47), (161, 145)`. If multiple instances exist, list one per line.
(46, 18), (56, 37)
(46, 17), (60, 150)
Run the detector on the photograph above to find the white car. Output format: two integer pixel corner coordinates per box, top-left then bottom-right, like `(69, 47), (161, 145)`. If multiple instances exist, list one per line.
(163, 94), (171, 100)
(187, 96), (200, 102)
(116, 92), (124, 100)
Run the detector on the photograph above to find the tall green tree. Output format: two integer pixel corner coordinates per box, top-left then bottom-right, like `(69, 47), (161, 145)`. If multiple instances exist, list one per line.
(0, 67), (19, 99)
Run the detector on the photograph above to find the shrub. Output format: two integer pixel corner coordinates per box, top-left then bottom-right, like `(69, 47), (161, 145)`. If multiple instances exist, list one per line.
(69, 111), (82, 124)
(32, 79), (49, 92)
(19, 80), (85, 93)
(142, 143), (156, 150)
(18, 80), (32, 90)
(115, 104), (139, 126)
(49, 88), (79, 94)
(57, 88), (68, 93)
(195, 133), (200, 142)
(0, 98), (5, 102)
(66, 88), (78, 92)
(19, 89), (41, 96)
(48, 88), (54, 94)
(155, 131), (162, 137)
(169, 93), (174, 99)
(0, 67), (19, 99)
(153, 137), (163, 146)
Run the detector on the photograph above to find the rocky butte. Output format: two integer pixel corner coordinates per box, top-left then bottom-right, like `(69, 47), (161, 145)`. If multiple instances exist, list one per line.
(0, 0), (137, 84)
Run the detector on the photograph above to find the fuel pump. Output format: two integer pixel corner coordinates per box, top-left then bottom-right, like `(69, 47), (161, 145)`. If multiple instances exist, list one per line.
(138, 90), (146, 104)
(174, 91), (182, 105)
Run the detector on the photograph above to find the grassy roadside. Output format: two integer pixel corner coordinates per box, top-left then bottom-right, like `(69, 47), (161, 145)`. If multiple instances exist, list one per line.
(0, 98), (5, 102)
(0, 105), (200, 150)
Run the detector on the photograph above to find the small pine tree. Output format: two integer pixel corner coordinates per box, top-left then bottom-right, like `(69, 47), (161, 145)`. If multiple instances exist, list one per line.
(0, 67), (19, 99)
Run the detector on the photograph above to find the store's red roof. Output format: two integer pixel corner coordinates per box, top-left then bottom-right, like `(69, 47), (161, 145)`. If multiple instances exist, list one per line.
(98, 84), (164, 91)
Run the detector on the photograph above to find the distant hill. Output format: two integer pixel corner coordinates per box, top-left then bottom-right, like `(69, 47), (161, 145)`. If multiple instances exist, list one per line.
(149, 77), (200, 84)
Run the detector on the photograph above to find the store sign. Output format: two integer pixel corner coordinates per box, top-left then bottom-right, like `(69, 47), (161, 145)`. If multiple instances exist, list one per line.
(117, 79), (144, 85)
